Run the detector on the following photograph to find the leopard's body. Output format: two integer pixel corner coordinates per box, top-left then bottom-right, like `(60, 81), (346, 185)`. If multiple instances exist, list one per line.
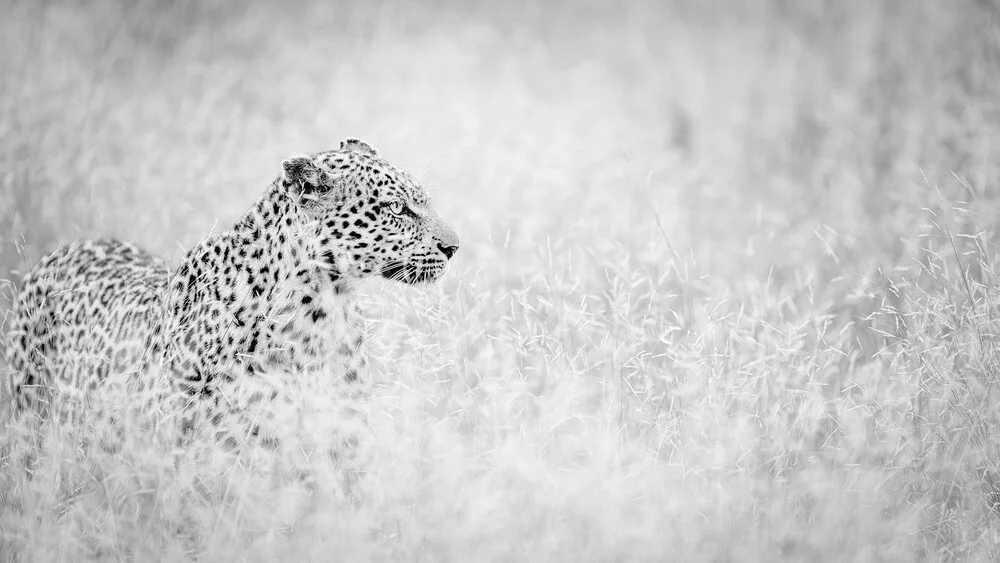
(4, 139), (459, 426)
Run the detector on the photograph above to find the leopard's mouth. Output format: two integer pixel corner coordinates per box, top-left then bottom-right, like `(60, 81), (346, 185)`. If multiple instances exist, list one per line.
(380, 261), (443, 284)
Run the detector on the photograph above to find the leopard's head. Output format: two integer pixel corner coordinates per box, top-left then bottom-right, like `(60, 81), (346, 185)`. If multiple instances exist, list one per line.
(279, 138), (459, 285)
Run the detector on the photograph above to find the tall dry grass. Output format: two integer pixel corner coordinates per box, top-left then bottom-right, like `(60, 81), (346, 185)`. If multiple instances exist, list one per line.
(3, 0), (1000, 560)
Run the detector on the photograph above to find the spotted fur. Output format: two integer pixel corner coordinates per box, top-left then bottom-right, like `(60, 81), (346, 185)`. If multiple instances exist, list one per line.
(5, 138), (459, 424)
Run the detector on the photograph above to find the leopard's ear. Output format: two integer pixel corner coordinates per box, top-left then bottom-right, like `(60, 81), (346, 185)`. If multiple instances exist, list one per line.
(339, 138), (379, 158)
(281, 155), (328, 195)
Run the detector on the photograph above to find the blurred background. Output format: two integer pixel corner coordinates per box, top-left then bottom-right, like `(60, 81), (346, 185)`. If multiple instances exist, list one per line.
(4, 0), (1000, 560)
(4, 0), (998, 288)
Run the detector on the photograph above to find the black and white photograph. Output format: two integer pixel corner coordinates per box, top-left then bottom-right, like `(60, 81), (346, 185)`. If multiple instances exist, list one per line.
(2, 0), (1000, 560)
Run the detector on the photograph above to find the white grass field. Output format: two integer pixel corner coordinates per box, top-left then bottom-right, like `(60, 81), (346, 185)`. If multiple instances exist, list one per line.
(3, 0), (1000, 560)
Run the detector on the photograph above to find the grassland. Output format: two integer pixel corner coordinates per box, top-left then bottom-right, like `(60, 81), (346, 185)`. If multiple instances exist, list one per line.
(3, 0), (1000, 560)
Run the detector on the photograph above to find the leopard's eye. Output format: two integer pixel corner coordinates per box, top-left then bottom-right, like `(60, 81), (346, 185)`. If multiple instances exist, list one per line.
(387, 200), (405, 215)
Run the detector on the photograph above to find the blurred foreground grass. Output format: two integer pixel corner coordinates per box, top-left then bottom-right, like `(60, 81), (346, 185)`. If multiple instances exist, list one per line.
(3, 0), (1000, 560)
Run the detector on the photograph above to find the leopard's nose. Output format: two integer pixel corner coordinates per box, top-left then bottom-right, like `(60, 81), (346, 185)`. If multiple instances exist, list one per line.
(437, 243), (458, 260)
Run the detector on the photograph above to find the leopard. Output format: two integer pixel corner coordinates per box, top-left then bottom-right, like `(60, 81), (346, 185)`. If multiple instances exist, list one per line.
(3, 138), (459, 448)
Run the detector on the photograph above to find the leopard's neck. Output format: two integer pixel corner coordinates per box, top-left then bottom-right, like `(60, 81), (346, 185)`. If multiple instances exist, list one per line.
(164, 182), (363, 382)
